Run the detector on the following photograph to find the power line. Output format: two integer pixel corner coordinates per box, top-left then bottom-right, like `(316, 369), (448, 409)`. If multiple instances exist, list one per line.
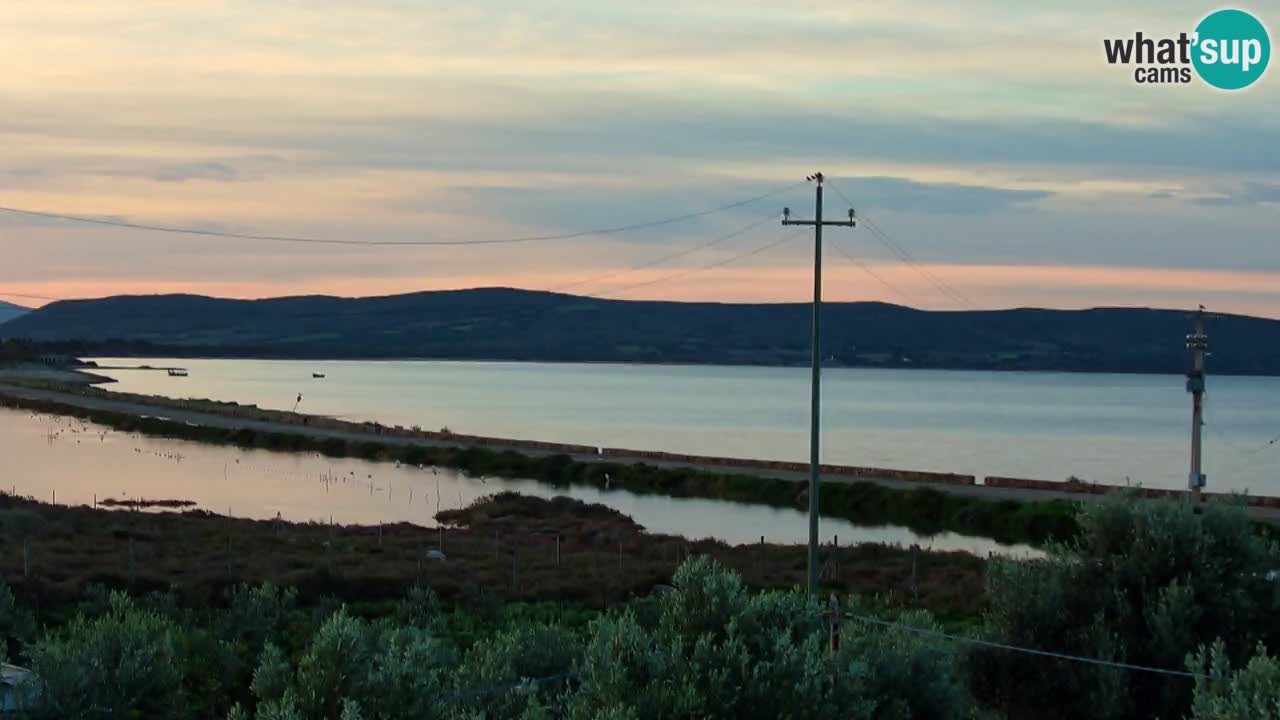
(596, 228), (805, 297)
(5, 213), (788, 307)
(0, 181), (807, 248)
(829, 239), (915, 305)
(824, 180), (979, 309)
(843, 612), (1204, 680)
(863, 217), (978, 309)
(0, 219), (790, 308)
(549, 211), (781, 294)
(0, 291), (63, 302)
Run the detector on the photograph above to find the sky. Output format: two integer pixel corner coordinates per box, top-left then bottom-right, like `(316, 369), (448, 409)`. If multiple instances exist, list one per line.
(1, 1), (1278, 315)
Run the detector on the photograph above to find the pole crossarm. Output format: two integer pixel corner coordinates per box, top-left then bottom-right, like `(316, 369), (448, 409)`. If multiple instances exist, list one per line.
(782, 219), (856, 227)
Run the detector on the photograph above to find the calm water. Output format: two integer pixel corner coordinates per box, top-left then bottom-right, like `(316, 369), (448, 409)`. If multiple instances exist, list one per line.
(90, 358), (1280, 494)
(1, 408), (1029, 556)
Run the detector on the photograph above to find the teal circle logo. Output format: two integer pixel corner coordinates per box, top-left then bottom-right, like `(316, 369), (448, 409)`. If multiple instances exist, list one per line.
(1192, 9), (1271, 90)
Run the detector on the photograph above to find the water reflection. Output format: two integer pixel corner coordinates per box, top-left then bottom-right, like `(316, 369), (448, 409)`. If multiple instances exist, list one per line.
(2, 408), (1037, 557)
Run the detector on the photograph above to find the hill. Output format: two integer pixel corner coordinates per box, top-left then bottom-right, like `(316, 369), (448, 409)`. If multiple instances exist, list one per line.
(2, 288), (1277, 374)
(0, 300), (28, 325)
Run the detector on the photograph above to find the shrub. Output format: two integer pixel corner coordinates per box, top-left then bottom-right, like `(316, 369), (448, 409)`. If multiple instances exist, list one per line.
(970, 494), (1280, 720)
(1189, 641), (1280, 719)
(221, 583), (300, 653)
(236, 608), (456, 720)
(569, 556), (969, 720)
(23, 591), (184, 719)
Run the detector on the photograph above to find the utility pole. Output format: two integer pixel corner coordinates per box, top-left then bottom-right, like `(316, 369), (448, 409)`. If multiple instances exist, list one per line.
(1185, 306), (1209, 501)
(783, 172), (855, 595)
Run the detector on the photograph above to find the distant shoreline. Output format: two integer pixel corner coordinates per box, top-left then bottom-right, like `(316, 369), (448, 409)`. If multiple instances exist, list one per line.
(0, 363), (115, 386)
(77, 353), (1274, 379)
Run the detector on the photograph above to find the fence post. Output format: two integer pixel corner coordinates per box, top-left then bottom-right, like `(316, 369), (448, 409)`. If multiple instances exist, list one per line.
(22, 539), (29, 579)
(828, 594), (841, 655)
(555, 534), (561, 566)
(911, 547), (919, 603)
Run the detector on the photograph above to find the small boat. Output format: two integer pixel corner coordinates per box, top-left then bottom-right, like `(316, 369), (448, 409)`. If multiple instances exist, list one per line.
(312, 372), (326, 379)
(167, 368), (188, 377)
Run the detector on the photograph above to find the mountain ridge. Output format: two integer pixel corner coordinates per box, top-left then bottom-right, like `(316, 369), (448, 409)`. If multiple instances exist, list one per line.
(2, 287), (1276, 375)
(0, 300), (29, 325)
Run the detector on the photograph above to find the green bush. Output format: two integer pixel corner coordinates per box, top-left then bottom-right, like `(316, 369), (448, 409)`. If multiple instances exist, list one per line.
(569, 556), (971, 720)
(22, 591), (184, 719)
(1190, 641), (1280, 719)
(969, 494), (1280, 720)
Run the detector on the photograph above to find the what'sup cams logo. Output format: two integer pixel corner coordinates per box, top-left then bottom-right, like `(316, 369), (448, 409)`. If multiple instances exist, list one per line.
(1104, 8), (1270, 89)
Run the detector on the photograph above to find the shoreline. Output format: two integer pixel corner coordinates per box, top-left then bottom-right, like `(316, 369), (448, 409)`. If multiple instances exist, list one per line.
(0, 364), (116, 385)
(3, 375), (1277, 544)
(9, 371), (1278, 511)
(81, 352), (1280, 379)
(0, 379), (1083, 546)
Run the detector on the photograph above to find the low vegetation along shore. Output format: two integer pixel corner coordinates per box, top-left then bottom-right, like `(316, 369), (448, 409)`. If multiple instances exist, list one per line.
(0, 491), (1277, 718)
(0, 388), (1080, 546)
(0, 491), (984, 619)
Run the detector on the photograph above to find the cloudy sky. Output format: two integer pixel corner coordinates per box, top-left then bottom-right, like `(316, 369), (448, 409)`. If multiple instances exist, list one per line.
(1, 1), (1277, 315)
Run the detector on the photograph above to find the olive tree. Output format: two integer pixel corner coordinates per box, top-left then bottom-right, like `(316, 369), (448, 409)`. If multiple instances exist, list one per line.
(970, 495), (1280, 720)
(569, 556), (970, 720)
(1188, 641), (1280, 720)
(22, 591), (184, 719)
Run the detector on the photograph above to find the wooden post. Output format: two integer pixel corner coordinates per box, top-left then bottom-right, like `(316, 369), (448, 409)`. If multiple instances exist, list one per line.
(828, 593), (841, 655)
(911, 547), (919, 603)
(555, 534), (561, 566)
(22, 539), (29, 579)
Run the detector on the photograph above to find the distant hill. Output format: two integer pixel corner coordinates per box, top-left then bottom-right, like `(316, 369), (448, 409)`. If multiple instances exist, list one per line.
(0, 300), (28, 326)
(2, 288), (1277, 374)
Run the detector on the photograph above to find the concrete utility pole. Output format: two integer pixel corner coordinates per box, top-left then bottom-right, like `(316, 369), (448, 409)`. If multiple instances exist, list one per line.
(1186, 306), (1209, 500)
(783, 172), (855, 595)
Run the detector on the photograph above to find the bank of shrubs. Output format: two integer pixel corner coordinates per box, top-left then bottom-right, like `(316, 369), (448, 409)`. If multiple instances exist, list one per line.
(2, 559), (971, 720)
(1, 494), (1278, 718)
